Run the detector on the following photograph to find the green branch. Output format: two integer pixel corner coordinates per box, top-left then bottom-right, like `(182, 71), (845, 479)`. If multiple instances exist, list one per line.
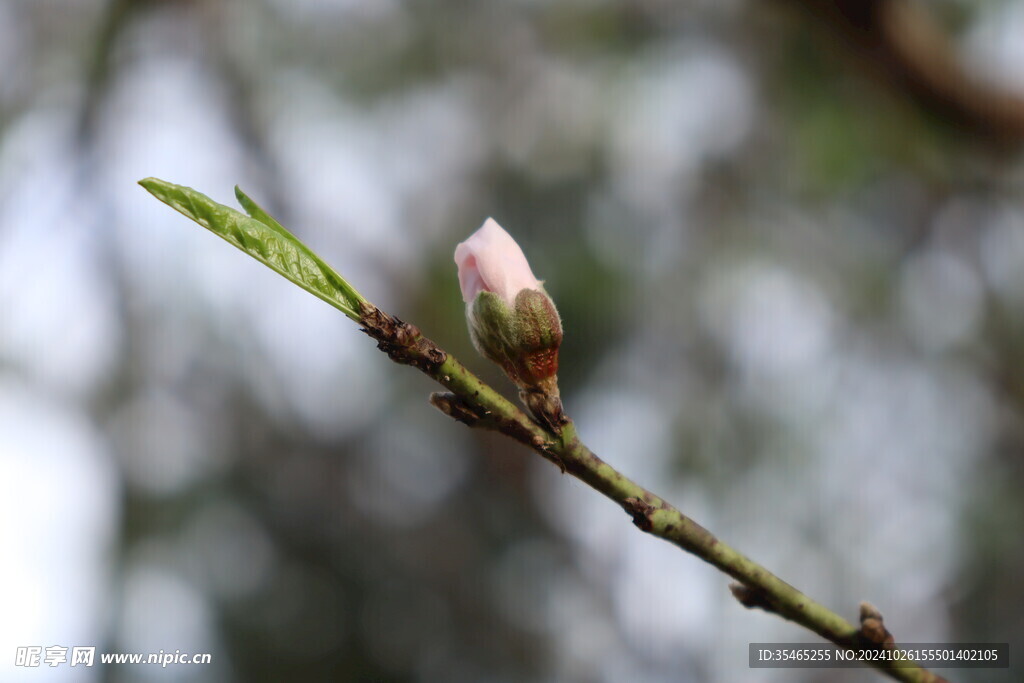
(140, 177), (952, 683)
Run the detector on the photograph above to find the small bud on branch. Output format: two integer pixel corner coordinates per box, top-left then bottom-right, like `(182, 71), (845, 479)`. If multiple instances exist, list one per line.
(455, 219), (565, 428)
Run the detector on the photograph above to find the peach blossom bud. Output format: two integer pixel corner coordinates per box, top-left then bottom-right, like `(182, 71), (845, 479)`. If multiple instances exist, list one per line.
(454, 219), (562, 390)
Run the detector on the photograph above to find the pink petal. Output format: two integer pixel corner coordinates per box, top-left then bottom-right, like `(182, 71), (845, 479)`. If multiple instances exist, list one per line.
(454, 218), (541, 305)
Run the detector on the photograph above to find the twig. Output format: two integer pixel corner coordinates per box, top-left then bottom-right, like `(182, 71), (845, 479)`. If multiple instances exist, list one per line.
(140, 178), (955, 682)
(359, 302), (952, 683)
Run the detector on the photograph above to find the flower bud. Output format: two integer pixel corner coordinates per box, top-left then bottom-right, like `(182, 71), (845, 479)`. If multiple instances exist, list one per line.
(455, 219), (563, 389)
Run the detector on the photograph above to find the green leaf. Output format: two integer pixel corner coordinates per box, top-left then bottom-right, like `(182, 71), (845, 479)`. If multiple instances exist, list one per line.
(234, 185), (291, 236)
(139, 177), (366, 321)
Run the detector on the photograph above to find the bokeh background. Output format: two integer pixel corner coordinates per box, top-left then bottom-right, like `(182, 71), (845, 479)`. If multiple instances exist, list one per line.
(2, 0), (1023, 681)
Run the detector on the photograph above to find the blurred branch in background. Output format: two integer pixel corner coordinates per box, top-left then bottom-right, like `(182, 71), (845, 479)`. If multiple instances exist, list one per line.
(787, 0), (1024, 143)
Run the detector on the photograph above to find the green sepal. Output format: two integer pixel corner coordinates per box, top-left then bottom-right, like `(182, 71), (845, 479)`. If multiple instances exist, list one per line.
(467, 288), (562, 387)
(468, 291), (516, 371)
(512, 288), (562, 351)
